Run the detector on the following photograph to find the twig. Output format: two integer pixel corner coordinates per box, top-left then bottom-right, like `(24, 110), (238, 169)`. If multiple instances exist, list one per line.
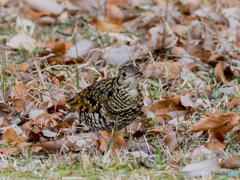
(160, 0), (169, 52)
(73, 66), (80, 90)
(33, 55), (46, 89)
(0, 45), (7, 102)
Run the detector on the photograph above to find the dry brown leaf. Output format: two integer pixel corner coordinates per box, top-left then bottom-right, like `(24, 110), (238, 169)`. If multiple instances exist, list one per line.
(7, 63), (30, 72)
(2, 128), (27, 144)
(0, 147), (19, 156)
(94, 20), (123, 33)
(204, 131), (226, 150)
(171, 47), (188, 56)
(190, 49), (212, 60)
(220, 155), (240, 169)
(147, 127), (165, 137)
(107, 0), (125, 6)
(13, 83), (29, 99)
(24, 9), (51, 21)
(21, 120), (34, 131)
(32, 146), (43, 153)
(0, 117), (11, 128)
(45, 38), (72, 53)
(142, 62), (196, 80)
(0, 103), (14, 118)
(54, 121), (74, 131)
(215, 61), (228, 83)
(48, 56), (64, 65)
(9, 98), (26, 112)
(189, 112), (240, 134)
(143, 96), (185, 115)
(99, 131), (126, 152)
(106, 4), (124, 23)
(227, 97), (240, 109)
(33, 113), (61, 128)
(38, 139), (76, 151)
(171, 24), (187, 37)
(163, 131), (179, 150)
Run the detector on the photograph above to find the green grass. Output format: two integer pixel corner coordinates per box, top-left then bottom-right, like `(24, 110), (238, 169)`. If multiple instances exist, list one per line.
(0, 153), (185, 179)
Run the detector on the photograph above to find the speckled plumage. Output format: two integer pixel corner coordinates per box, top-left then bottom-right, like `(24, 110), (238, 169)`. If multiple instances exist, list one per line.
(67, 65), (143, 131)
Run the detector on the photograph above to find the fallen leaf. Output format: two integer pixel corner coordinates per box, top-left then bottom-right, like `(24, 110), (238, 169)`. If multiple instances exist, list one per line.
(32, 146), (43, 153)
(99, 131), (126, 153)
(38, 16), (56, 25)
(24, 9), (51, 21)
(163, 131), (179, 151)
(106, 4), (124, 23)
(215, 62), (228, 83)
(13, 83), (29, 99)
(190, 49), (212, 60)
(94, 19), (123, 33)
(45, 38), (72, 53)
(65, 39), (97, 58)
(107, 0), (125, 7)
(7, 63), (30, 72)
(47, 56), (64, 65)
(25, 0), (63, 15)
(7, 33), (37, 51)
(143, 96), (185, 116)
(180, 94), (195, 108)
(188, 112), (240, 134)
(0, 147), (19, 156)
(204, 131), (226, 151)
(220, 155), (240, 169)
(29, 109), (46, 120)
(171, 24), (187, 37)
(2, 128), (27, 144)
(103, 45), (136, 66)
(227, 97), (240, 109)
(0, 103), (14, 118)
(67, 133), (98, 148)
(142, 62), (196, 80)
(0, 117), (11, 128)
(21, 120), (34, 131)
(190, 145), (221, 161)
(171, 47), (188, 56)
(147, 127), (165, 137)
(182, 158), (220, 177)
(33, 113), (61, 128)
(9, 99), (26, 113)
(70, 0), (105, 19)
(38, 139), (76, 151)
(42, 129), (57, 138)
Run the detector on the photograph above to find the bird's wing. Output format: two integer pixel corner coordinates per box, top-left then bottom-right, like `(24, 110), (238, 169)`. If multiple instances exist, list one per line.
(67, 79), (113, 113)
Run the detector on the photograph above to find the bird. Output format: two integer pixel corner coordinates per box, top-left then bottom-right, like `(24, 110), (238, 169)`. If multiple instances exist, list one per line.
(67, 64), (143, 131)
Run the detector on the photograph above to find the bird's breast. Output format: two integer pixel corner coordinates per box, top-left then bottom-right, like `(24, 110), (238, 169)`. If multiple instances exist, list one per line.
(127, 89), (138, 98)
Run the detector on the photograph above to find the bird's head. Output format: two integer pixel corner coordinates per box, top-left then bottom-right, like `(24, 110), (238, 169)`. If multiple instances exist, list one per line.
(117, 64), (143, 88)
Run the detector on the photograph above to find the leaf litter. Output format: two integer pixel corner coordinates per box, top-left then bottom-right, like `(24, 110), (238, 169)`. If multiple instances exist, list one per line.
(0, 0), (240, 178)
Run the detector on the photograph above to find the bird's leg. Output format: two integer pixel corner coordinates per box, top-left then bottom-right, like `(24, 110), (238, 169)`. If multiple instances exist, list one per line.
(106, 129), (115, 152)
(95, 131), (103, 138)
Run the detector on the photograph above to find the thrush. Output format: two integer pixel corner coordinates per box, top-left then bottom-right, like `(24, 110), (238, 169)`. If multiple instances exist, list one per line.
(67, 64), (143, 131)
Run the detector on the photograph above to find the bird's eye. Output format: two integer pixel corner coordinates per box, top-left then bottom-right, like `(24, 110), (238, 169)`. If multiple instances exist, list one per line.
(122, 72), (127, 77)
